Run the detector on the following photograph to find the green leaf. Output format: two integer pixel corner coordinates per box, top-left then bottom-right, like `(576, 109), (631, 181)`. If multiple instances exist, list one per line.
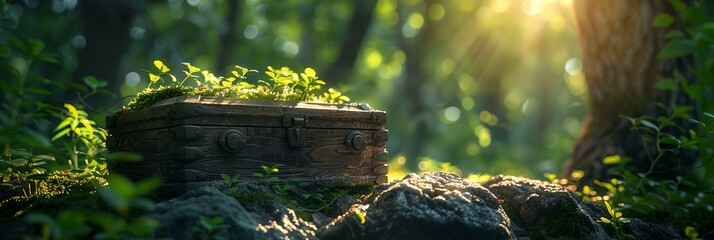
(35, 53), (58, 63)
(54, 117), (73, 131)
(11, 38), (29, 56)
(665, 30), (685, 39)
(154, 60), (170, 73)
(652, 13), (674, 27)
(683, 8), (707, 24)
(700, 23), (714, 40)
(10, 158), (28, 166)
(304, 67), (316, 78)
(639, 119), (659, 132)
(65, 103), (79, 120)
(31, 167), (46, 175)
(604, 201), (614, 217)
(685, 226), (699, 239)
(182, 62), (201, 73)
(660, 133), (682, 145)
(52, 128), (71, 141)
(83, 76), (107, 90)
(668, 0), (686, 11)
(687, 118), (705, 127)
(32, 155), (55, 161)
(149, 73), (161, 83)
(602, 155), (621, 165)
(658, 39), (695, 59)
(27, 39), (45, 56)
(80, 118), (94, 137)
(0, 44), (10, 57)
(654, 78), (677, 90)
(354, 211), (366, 224)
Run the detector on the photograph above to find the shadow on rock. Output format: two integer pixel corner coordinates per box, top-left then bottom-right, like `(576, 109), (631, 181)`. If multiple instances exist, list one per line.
(147, 186), (317, 239)
(319, 172), (515, 240)
(483, 175), (680, 240)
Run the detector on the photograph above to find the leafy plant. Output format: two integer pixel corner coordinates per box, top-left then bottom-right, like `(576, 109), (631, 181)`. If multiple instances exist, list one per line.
(598, 201), (634, 240)
(586, 2), (714, 236)
(272, 184), (292, 195)
(52, 103), (107, 175)
(220, 173), (241, 189)
(220, 173), (241, 195)
(685, 226), (701, 240)
(121, 60), (351, 112)
(0, 144), (55, 198)
(23, 175), (161, 239)
(192, 216), (228, 240)
(252, 164), (281, 184)
(249, 164), (295, 195)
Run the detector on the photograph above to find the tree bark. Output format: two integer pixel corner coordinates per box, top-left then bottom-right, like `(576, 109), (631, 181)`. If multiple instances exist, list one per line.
(563, 0), (697, 183)
(72, 0), (138, 110)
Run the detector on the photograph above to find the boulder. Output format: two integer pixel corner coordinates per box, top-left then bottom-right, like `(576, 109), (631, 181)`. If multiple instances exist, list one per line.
(245, 199), (318, 239)
(483, 175), (680, 240)
(147, 186), (318, 239)
(147, 186), (262, 239)
(319, 172), (515, 240)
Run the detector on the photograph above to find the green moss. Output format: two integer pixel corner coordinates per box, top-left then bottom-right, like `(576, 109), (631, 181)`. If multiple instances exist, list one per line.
(521, 200), (591, 239)
(230, 192), (279, 205)
(120, 63), (352, 112)
(120, 85), (194, 113)
(0, 172), (106, 218)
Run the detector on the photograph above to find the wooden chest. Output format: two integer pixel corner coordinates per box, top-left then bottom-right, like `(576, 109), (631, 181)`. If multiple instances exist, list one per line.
(106, 96), (388, 195)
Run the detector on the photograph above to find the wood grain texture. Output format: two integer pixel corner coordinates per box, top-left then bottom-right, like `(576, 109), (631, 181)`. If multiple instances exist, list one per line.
(108, 96), (388, 191)
(562, 0), (694, 183)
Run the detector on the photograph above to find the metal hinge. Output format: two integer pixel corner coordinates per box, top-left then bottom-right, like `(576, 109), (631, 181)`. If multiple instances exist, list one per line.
(172, 125), (204, 140)
(283, 114), (307, 147)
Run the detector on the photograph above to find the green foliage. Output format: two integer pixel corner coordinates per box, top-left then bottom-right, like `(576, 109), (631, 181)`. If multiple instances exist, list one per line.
(685, 226), (699, 240)
(0, 144), (55, 196)
(121, 61), (351, 112)
(252, 164), (281, 184)
(53, 103), (107, 174)
(220, 173), (241, 195)
(0, 171), (107, 218)
(598, 201), (635, 240)
(555, 5), (714, 239)
(192, 216), (228, 240)
(22, 175), (161, 239)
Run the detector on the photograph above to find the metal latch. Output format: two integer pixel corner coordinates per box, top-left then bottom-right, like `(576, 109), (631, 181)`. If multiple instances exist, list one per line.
(283, 114), (307, 147)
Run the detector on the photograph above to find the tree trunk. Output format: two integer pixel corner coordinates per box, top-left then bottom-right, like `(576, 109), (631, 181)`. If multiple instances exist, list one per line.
(563, 0), (697, 183)
(72, 0), (137, 110)
(216, 0), (243, 73)
(323, 0), (377, 86)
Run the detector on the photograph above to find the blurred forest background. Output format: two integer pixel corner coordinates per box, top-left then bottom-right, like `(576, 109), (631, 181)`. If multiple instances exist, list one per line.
(3, 0), (710, 183)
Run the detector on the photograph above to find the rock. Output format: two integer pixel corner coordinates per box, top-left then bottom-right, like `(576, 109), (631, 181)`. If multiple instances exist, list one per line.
(319, 172), (515, 240)
(147, 186), (318, 240)
(311, 212), (332, 227)
(245, 199), (318, 239)
(327, 195), (358, 218)
(620, 218), (680, 240)
(147, 186), (262, 239)
(483, 175), (681, 240)
(483, 175), (608, 240)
